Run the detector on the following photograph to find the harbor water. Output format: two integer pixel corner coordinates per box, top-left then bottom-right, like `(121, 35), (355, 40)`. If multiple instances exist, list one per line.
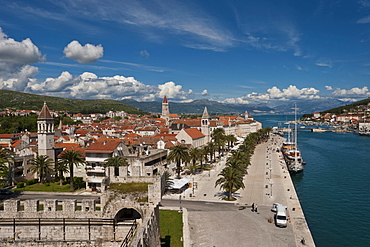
(255, 115), (370, 247)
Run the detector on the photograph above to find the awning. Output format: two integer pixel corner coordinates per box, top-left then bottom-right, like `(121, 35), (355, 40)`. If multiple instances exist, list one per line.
(170, 178), (191, 189)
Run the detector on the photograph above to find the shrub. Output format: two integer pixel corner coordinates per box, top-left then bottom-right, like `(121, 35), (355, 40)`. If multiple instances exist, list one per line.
(26, 179), (38, 186)
(17, 182), (25, 188)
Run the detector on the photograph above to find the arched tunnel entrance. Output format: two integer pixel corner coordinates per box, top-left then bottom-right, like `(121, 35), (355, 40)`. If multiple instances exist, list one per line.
(115, 208), (142, 223)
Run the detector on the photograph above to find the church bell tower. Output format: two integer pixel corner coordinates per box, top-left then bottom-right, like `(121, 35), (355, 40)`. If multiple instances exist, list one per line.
(161, 95), (170, 126)
(37, 102), (55, 162)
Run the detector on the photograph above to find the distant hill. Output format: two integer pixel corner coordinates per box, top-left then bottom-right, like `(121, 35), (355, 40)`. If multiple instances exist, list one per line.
(275, 99), (346, 114)
(121, 99), (275, 115)
(0, 90), (148, 114)
(321, 97), (370, 115)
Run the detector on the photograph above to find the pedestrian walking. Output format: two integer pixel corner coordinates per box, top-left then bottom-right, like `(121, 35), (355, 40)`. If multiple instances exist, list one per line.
(255, 204), (258, 213)
(251, 203), (255, 212)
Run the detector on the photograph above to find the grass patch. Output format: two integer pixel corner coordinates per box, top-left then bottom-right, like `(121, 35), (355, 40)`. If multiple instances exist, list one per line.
(13, 181), (72, 192)
(160, 210), (183, 247)
(109, 182), (151, 194)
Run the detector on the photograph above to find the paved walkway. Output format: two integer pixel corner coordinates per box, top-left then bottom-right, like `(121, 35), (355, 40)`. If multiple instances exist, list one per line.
(162, 134), (315, 246)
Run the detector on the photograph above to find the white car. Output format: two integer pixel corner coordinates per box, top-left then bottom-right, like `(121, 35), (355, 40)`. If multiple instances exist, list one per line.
(271, 203), (282, 212)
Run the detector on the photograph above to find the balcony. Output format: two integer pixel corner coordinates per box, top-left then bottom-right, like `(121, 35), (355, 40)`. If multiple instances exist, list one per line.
(86, 165), (106, 173)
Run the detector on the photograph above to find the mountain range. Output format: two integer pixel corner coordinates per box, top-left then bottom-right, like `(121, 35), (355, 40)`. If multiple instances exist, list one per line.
(0, 89), (356, 115)
(121, 98), (346, 115)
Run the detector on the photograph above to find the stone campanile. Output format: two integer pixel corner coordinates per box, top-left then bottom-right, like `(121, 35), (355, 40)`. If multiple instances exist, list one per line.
(37, 102), (55, 162)
(201, 107), (210, 143)
(161, 95), (170, 126)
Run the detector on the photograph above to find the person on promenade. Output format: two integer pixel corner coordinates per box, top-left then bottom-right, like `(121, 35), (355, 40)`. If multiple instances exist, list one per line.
(252, 203), (255, 212)
(255, 204), (258, 213)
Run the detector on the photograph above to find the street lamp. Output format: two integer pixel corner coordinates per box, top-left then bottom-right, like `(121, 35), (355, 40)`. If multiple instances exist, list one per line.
(269, 180), (273, 197)
(269, 167), (272, 179)
(179, 194), (182, 212)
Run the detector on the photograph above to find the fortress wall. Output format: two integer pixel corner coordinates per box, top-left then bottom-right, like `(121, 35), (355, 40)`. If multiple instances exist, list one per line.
(0, 199), (102, 218)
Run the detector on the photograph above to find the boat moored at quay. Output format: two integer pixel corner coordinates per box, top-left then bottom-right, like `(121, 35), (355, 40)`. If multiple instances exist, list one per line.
(281, 105), (305, 174)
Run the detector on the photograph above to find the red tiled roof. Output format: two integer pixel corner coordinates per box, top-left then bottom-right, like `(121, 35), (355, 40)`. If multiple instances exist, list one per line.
(0, 134), (15, 138)
(85, 140), (121, 153)
(184, 128), (205, 139)
(58, 146), (86, 158)
(55, 143), (81, 149)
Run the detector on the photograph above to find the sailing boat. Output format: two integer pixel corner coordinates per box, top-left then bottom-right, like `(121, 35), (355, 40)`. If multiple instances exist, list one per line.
(282, 104), (304, 174)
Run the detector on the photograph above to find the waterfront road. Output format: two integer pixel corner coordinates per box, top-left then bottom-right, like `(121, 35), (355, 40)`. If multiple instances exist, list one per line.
(161, 199), (296, 247)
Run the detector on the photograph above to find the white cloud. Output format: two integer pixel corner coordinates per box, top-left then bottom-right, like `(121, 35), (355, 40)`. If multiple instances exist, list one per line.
(26, 72), (191, 101)
(28, 71), (73, 92)
(0, 65), (39, 91)
(330, 86), (369, 96)
(201, 89), (208, 96)
(222, 85), (321, 104)
(51, 0), (235, 51)
(140, 50), (150, 57)
(63, 40), (103, 63)
(316, 62), (332, 68)
(325, 85), (333, 91)
(0, 28), (45, 64)
(157, 81), (190, 99)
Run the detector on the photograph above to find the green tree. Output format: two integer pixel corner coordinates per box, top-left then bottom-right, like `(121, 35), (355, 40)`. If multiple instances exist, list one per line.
(0, 148), (13, 187)
(188, 148), (201, 174)
(59, 150), (85, 192)
(167, 145), (189, 178)
(29, 155), (54, 184)
(225, 134), (238, 150)
(212, 128), (226, 156)
(104, 156), (129, 176)
(55, 159), (69, 186)
(215, 166), (245, 201)
(163, 170), (174, 191)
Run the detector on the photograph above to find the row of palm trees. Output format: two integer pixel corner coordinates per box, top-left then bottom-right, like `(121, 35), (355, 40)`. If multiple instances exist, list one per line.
(215, 127), (271, 200)
(0, 147), (129, 192)
(167, 128), (238, 178)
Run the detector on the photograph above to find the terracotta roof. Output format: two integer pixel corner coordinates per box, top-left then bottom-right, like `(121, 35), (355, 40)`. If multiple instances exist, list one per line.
(0, 134), (15, 138)
(38, 102), (53, 119)
(165, 141), (175, 148)
(174, 119), (201, 127)
(85, 140), (121, 153)
(184, 128), (205, 139)
(55, 143), (81, 149)
(10, 140), (22, 148)
(58, 146), (86, 158)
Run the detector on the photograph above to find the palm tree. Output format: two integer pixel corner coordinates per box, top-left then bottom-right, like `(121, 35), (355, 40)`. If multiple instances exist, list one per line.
(104, 156), (129, 176)
(163, 170), (174, 192)
(215, 166), (245, 201)
(228, 150), (250, 171)
(212, 128), (226, 156)
(55, 159), (69, 186)
(29, 155), (54, 184)
(167, 145), (189, 178)
(0, 148), (13, 187)
(188, 148), (201, 174)
(59, 150), (85, 192)
(225, 135), (238, 150)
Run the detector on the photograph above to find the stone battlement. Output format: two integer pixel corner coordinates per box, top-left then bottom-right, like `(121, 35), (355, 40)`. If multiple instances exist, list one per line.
(0, 199), (102, 219)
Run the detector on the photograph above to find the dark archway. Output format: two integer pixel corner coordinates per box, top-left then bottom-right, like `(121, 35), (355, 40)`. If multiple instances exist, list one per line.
(115, 208), (141, 223)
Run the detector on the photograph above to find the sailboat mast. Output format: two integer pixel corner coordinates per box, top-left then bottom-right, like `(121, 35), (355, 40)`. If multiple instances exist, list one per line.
(294, 104), (298, 163)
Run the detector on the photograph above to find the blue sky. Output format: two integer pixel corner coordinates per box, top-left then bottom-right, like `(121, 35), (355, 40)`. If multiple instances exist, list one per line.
(1, 0), (370, 106)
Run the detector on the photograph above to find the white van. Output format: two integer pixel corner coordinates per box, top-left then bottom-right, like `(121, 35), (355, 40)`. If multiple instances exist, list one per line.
(275, 204), (287, 227)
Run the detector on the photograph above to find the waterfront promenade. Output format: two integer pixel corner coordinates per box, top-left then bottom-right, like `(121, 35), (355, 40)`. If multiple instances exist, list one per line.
(162, 134), (315, 246)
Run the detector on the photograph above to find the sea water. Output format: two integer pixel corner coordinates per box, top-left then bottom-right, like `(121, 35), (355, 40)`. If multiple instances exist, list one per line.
(255, 115), (370, 247)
